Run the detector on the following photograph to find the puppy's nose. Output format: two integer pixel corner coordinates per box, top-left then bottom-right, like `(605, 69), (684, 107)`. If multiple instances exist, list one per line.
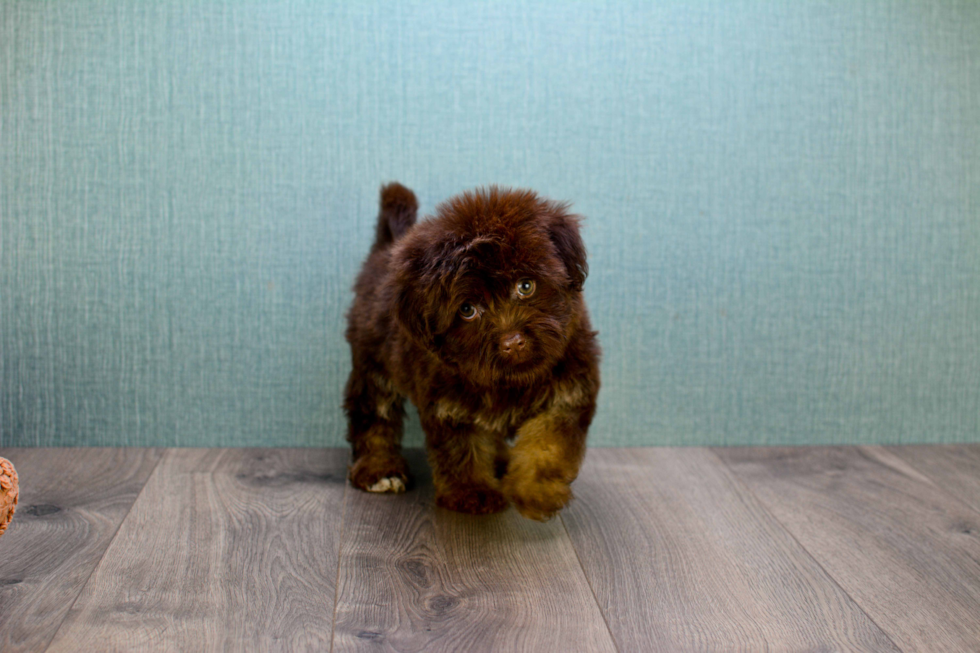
(500, 332), (527, 356)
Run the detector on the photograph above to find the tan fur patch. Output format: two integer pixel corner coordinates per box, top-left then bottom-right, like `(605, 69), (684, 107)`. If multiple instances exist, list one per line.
(370, 372), (395, 393)
(360, 423), (398, 453)
(473, 409), (514, 433)
(434, 399), (469, 424)
(511, 411), (565, 467)
(371, 373), (400, 420)
(433, 399), (516, 432)
(550, 380), (588, 410)
(501, 406), (586, 520)
(504, 426), (569, 519)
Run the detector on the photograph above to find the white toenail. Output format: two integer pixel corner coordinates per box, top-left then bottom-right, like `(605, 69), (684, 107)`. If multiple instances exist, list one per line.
(368, 478), (392, 492)
(367, 476), (406, 493)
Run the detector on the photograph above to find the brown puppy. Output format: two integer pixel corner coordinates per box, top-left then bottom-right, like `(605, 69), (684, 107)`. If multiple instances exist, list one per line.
(344, 183), (600, 521)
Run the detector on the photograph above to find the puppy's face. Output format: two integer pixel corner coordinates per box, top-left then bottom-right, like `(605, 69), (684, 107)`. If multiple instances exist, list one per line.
(390, 188), (588, 386)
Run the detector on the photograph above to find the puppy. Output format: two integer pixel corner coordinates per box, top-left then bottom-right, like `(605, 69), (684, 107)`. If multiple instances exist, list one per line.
(343, 183), (600, 521)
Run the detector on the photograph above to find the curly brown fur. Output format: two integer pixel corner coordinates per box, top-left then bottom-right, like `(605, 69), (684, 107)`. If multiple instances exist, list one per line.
(344, 182), (600, 520)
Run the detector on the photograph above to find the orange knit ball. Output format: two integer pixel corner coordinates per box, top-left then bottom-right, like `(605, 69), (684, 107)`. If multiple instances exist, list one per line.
(0, 457), (18, 537)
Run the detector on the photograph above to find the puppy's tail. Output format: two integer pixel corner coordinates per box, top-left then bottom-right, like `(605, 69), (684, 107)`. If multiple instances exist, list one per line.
(373, 182), (418, 250)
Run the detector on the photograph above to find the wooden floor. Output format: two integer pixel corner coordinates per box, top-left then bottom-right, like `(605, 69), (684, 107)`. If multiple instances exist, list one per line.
(1, 446), (979, 652)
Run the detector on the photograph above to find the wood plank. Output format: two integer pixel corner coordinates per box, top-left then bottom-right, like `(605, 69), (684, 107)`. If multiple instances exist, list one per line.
(718, 445), (980, 652)
(561, 447), (898, 652)
(0, 448), (162, 653)
(45, 448), (348, 652)
(888, 444), (980, 514)
(332, 449), (616, 653)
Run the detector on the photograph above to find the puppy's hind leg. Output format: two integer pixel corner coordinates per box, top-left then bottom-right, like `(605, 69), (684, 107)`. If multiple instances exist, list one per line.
(344, 368), (410, 493)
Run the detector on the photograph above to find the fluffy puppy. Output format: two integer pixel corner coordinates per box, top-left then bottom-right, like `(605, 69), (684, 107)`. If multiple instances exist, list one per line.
(344, 183), (600, 521)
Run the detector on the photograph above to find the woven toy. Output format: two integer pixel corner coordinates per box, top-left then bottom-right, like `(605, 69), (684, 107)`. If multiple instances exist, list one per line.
(0, 457), (17, 537)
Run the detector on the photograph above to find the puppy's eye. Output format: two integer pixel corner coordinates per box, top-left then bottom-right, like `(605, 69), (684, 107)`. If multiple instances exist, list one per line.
(459, 302), (478, 321)
(516, 279), (536, 297)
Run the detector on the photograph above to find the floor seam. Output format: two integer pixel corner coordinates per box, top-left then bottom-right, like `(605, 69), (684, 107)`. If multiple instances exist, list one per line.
(559, 511), (622, 653)
(709, 447), (906, 653)
(328, 453), (351, 653)
(868, 445), (980, 521)
(41, 447), (167, 653)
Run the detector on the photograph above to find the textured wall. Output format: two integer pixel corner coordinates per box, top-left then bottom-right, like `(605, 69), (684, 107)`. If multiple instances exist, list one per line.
(2, 1), (978, 447)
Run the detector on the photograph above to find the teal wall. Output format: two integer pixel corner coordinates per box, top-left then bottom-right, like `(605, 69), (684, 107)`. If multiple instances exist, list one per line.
(2, 1), (978, 447)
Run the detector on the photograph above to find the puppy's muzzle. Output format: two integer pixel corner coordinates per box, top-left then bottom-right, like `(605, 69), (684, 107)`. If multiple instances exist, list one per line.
(500, 332), (530, 362)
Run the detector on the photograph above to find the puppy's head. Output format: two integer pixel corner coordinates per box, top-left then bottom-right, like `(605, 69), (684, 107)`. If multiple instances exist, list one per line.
(390, 187), (588, 386)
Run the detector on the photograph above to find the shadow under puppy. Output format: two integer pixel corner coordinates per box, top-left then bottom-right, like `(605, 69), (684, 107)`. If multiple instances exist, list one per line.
(344, 183), (600, 521)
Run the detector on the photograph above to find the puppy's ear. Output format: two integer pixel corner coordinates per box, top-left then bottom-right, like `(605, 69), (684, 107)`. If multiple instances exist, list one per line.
(393, 270), (434, 347)
(391, 239), (443, 348)
(548, 211), (589, 292)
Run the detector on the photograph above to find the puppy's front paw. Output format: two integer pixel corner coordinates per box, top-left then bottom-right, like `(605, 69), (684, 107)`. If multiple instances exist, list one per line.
(501, 465), (574, 521)
(349, 452), (410, 494)
(436, 485), (509, 515)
